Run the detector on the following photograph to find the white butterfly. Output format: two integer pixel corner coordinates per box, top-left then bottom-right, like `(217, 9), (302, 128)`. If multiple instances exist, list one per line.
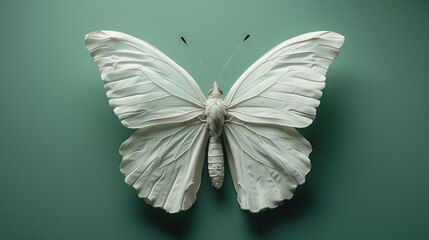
(84, 30), (344, 213)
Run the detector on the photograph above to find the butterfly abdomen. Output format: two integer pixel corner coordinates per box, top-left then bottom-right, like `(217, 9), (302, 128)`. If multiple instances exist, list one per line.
(208, 136), (224, 189)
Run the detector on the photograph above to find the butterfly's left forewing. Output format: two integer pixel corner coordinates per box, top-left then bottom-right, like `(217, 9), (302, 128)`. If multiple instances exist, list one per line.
(85, 31), (208, 213)
(85, 30), (207, 129)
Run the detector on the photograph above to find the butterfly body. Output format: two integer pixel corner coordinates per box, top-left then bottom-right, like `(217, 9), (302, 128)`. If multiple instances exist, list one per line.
(84, 30), (344, 213)
(205, 82), (227, 188)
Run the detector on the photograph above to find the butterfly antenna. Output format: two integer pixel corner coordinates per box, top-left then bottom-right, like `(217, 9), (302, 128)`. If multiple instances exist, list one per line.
(217, 34), (251, 83)
(180, 36), (215, 83)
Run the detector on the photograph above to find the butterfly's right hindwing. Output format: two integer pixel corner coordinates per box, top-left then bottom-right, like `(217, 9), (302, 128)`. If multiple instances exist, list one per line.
(223, 120), (312, 212)
(85, 31), (209, 213)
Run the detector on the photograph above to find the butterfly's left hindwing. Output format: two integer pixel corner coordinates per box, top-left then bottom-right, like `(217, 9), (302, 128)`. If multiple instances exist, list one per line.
(120, 123), (209, 213)
(85, 31), (209, 213)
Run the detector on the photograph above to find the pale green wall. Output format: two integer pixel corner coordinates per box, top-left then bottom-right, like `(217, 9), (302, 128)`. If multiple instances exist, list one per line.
(1, 1), (428, 239)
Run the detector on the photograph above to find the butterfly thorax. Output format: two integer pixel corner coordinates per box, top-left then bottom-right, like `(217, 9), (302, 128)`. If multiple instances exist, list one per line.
(205, 82), (227, 189)
(205, 82), (227, 139)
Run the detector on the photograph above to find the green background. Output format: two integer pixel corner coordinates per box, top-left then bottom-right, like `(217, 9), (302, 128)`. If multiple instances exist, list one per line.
(1, 0), (428, 239)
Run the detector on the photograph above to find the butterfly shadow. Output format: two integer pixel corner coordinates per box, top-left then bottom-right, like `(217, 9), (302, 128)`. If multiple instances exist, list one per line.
(135, 198), (196, 239)
(244, 184), (315, 235)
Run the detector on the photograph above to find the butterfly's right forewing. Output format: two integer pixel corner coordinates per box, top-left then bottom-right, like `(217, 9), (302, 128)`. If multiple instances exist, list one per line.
(225, 31), (344, 128)
(85, 31), (209, 213)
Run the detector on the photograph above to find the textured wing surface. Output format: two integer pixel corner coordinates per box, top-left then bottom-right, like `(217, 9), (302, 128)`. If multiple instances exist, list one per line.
(85, 30), (206, 128)
(120, 122), (209, 213)
(85, 31), (210, 213)
(224, 31), (344, 128)
(223, 31), (344, 212)
(223, 119), (312, 212)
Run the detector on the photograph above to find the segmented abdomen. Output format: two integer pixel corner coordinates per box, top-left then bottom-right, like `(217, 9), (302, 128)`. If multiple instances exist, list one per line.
(208, 136), (224, 189)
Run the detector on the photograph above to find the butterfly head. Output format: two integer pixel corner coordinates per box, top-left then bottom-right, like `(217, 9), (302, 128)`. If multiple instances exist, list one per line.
(208, 82), (223, 98)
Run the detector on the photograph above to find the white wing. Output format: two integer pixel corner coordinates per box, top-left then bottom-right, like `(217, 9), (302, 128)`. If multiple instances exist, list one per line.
(84, 31), (209, 213)
(120, 122), (209, 213)
(223, 119), (311, 212)
(223, 31), (344, 212)
(84, 30), (206, 128)
(224, 31), (344, 128)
